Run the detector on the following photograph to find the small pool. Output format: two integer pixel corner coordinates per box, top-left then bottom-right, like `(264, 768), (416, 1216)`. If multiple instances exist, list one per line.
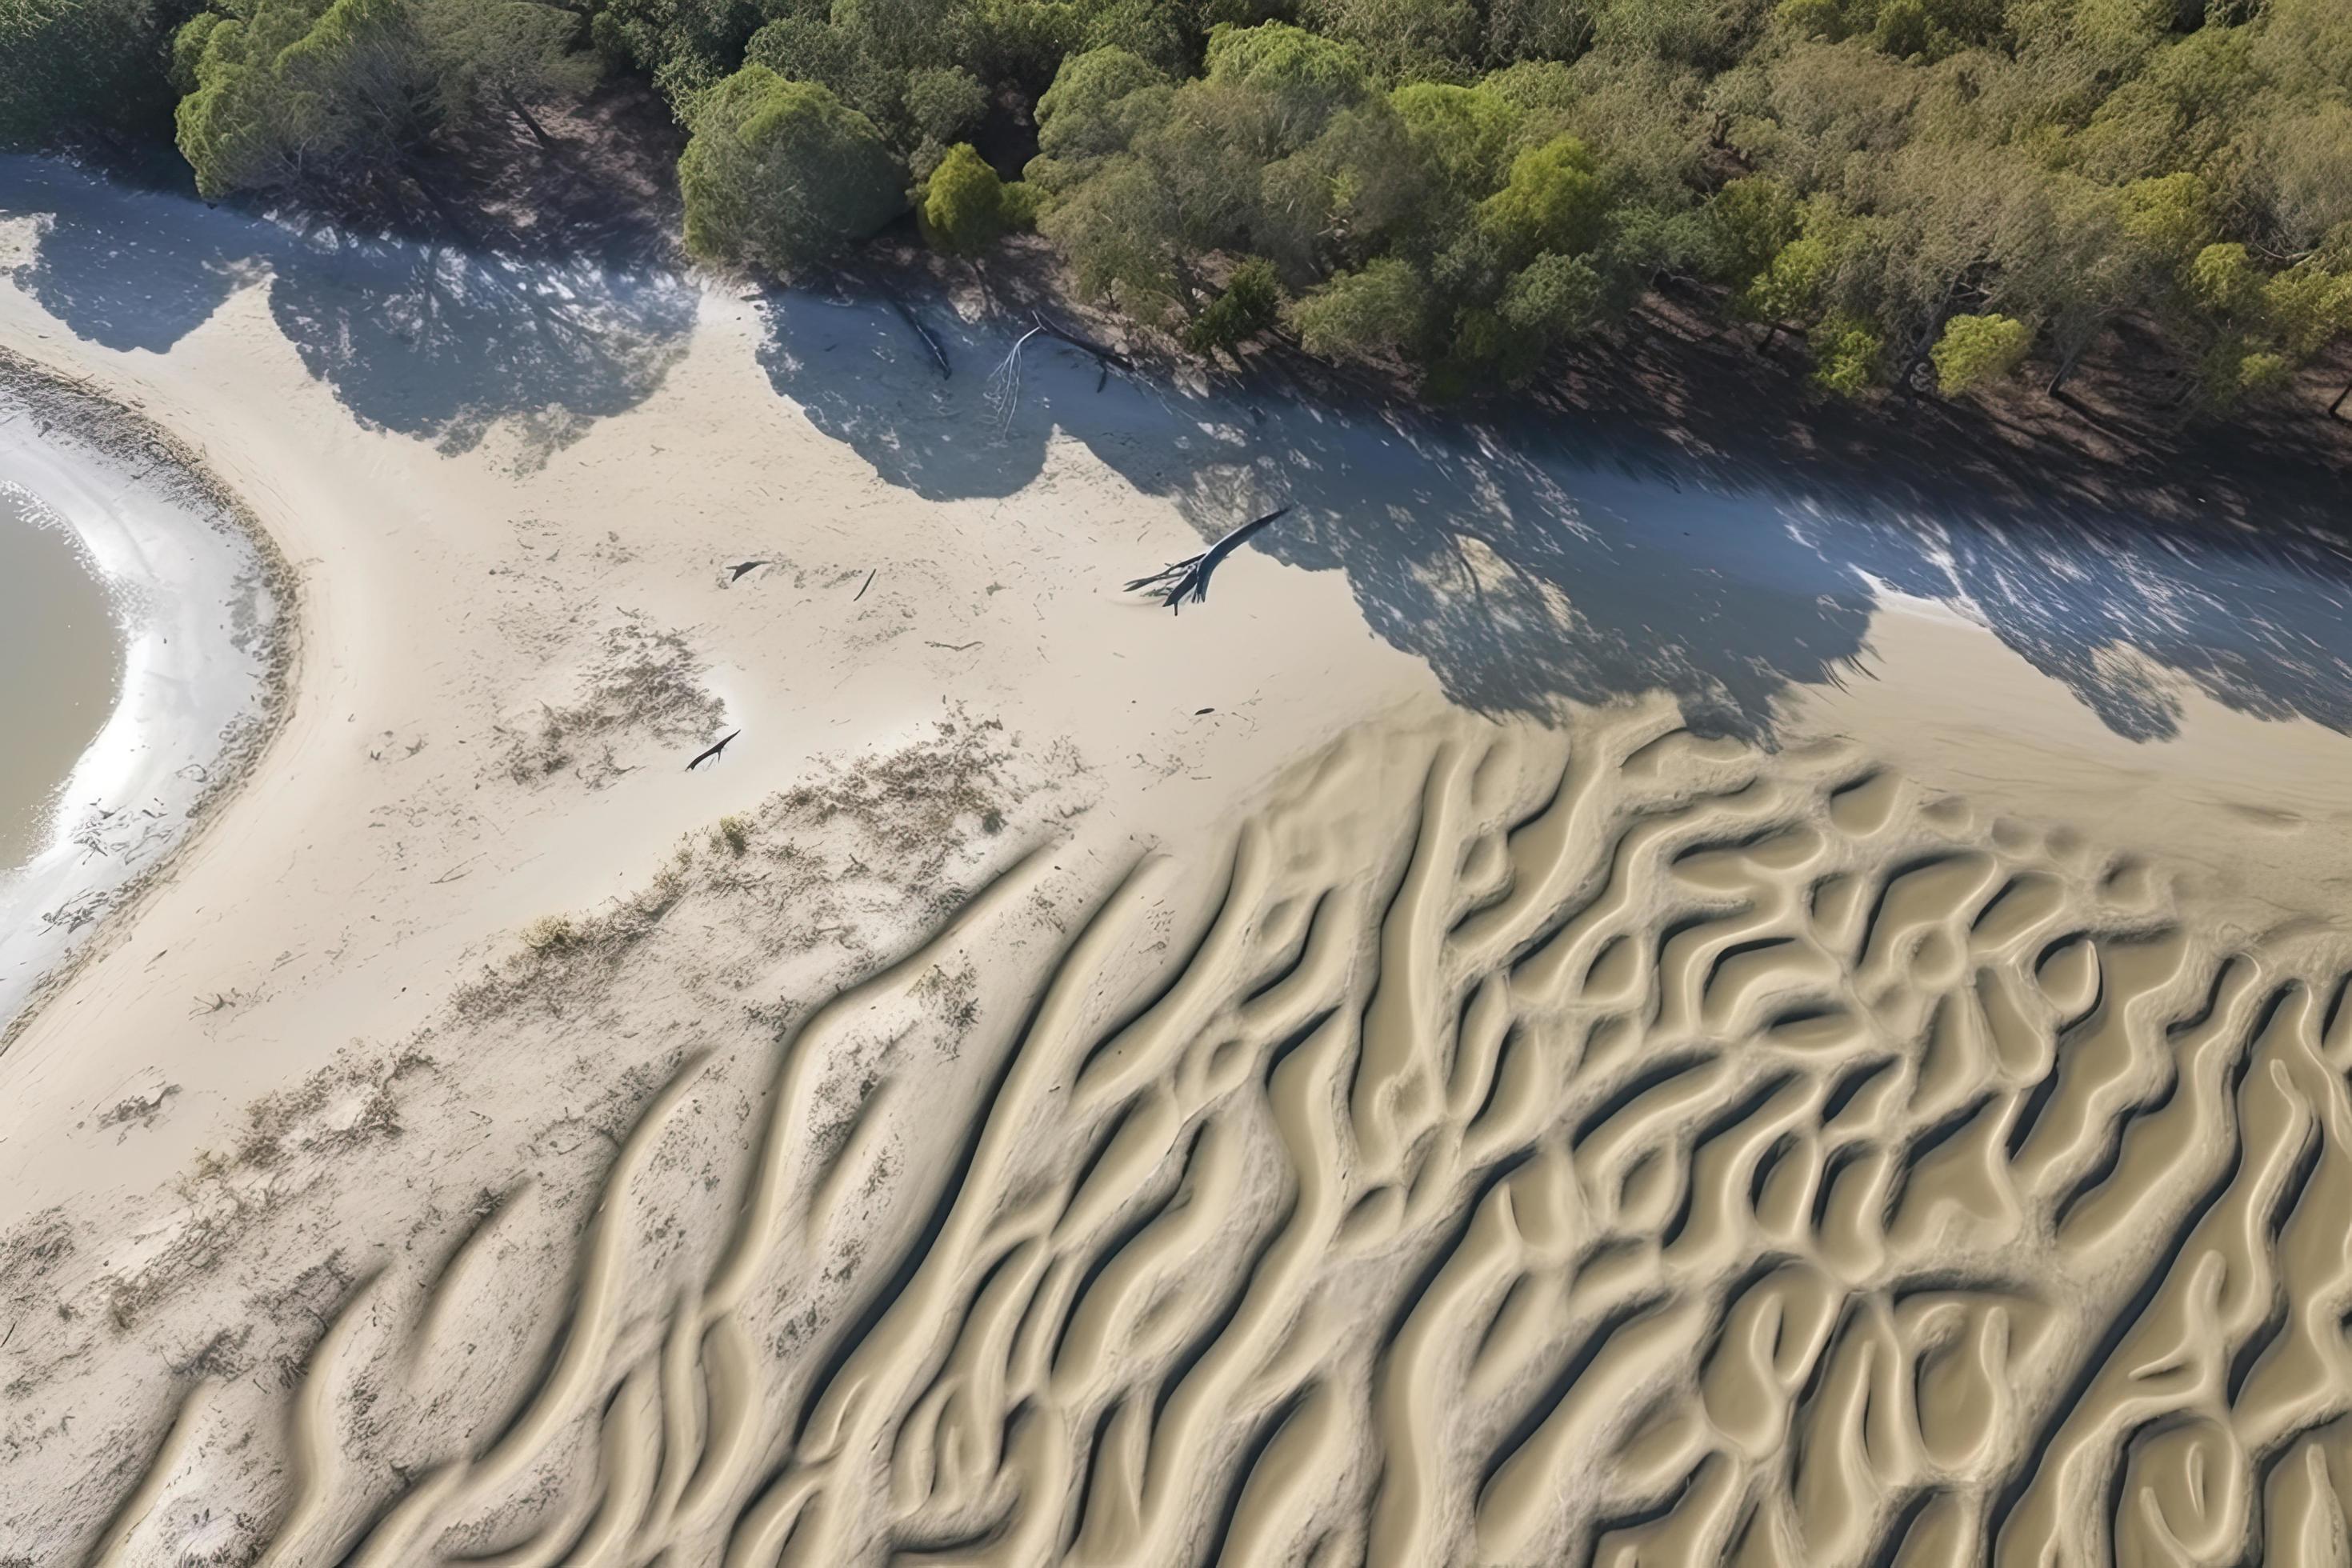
(0, 482), (122, 869)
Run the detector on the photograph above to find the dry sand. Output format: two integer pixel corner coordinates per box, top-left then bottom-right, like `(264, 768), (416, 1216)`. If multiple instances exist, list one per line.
(6, 182), (2352, 1568)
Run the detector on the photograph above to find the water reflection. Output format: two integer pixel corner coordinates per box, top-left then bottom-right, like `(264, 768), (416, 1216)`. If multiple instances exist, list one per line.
(0, 486), (118, 868)
(0, 156), (694, 463)
(759, 290), (2352, 743)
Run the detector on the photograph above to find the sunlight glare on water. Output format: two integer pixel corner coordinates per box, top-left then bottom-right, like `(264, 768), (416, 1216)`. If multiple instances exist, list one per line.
(0, 483), (121, 870)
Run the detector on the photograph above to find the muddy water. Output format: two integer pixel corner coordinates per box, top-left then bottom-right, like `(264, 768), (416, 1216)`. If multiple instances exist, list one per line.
(0, 484), (121, 869)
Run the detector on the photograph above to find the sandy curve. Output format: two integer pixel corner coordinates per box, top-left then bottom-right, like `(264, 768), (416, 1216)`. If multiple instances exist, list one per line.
(0, 344), (298, 1042)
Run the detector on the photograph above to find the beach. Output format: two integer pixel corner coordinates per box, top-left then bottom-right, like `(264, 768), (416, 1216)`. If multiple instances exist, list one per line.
(8, 158), (2352, 1566)
(0, 345), (291, 1037)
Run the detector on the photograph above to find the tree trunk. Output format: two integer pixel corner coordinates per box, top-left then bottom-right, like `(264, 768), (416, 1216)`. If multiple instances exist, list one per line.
(502, 87), (556, 150)
(1897, 276), (1966, 395)
(1758, 320), (1782, 354)
(2046, 339), (2088, 399)
(1172, 254), (1206, 313)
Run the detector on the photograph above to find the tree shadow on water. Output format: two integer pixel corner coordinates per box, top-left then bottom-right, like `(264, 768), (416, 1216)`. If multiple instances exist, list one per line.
(761, 286), (2352, 746)
(2, 154), (696, 464)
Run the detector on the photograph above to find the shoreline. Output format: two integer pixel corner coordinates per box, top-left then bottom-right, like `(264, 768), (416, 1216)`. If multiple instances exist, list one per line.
(0, 160), (2346, 1055)
(5, 160), (2352, 1565)
(815, 230), (2352, 548)
(0, 344), (298, 1046)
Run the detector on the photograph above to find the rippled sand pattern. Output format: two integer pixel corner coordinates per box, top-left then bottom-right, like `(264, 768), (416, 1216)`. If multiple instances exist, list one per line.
(98, 702), (2352, 1565)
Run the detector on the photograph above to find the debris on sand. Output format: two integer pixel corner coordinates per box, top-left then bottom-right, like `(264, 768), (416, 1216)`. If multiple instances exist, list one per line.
(687, 730), (742, 771)
(1126, 506), (1292, 613)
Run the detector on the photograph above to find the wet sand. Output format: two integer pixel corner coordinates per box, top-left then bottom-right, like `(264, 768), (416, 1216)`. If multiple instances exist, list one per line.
(0, 353), (289, 1032)
(6, 157), (2352, 1566)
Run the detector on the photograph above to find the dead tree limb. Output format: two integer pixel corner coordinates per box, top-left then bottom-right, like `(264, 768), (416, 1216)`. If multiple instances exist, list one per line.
(1030, 311), (1133, 371)
(986, 326), (1043, 438)
(1126, 506), (1292, 613)
(892, 296), (952, 378)
(687, 730), (741, 770)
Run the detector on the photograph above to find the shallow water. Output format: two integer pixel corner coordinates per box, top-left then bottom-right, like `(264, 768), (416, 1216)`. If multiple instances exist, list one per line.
(0, 483), (119, 868)
(0, 410), (279, 1028)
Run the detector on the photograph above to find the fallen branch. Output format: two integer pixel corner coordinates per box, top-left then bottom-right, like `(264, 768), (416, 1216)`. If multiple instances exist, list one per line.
(893, 296), (952, 378)
(986, 326), (1043, 438)
(1031, 310), (1133, 371)
(686, 730), (741, 771)
(1126, 506), (1292, 613)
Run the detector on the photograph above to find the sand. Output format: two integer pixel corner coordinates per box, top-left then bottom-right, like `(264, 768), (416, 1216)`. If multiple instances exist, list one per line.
(0, 348), (291, 1030)
(7, 169), (2352, 1567)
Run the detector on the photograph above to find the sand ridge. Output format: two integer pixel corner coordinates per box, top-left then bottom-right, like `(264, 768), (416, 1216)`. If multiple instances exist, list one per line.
(50, 694), (2352, 1566)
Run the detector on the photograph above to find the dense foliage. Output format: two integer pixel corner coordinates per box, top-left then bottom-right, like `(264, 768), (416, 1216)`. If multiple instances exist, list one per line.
(7, 0), (2352, 413)
(678, 65), (906, 269)
(1, 0), (177, 148)
(169, 0), (598, 199)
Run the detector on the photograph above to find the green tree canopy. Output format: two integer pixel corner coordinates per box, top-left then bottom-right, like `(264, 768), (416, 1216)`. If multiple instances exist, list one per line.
(174, 0), (442, 200)
(1931, 312), (2031, 394)
(1289, 256), (1426, 359)
(1479, 134), (1606, 262)
(1, 0), (174, 149)
(1034, 46), (1168, 159)
(1203, 21), (1371, 148)
(1702, 174), (1800, 287)
(678, 65), (909, 274)
(169, 0), (597, 196)
(1298, 0), (1478, 82)
(922, 141), (1031, 253)
(1491, 250), (1603, 378)
(1390, 83), (1520, 194)
(22, 0), (2342, 423)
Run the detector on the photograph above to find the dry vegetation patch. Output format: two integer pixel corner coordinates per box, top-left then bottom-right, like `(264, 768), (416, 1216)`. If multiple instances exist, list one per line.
(100, 1048), (436, 1334)
(462, 710), (1082, 1025)
(496, 621), (723, 787)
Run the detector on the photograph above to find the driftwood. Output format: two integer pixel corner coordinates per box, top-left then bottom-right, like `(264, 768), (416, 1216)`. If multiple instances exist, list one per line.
(686, 730), (740, 771)
(983, 314), (1130, 435)
(1030, 311), (1133, 371)
(986, 326), (1044, 437)
(892, 296), (952, 378)
(1126, 506), (1292, 613)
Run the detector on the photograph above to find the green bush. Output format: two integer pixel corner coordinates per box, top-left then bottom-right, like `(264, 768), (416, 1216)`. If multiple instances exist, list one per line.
(1810, 314), (1883, 397)
(1184, 257), (1284, 354)
(923, 141), (1021, 254)
(1288, 258), (1426, 361)
(678, 66), (909, 274)
(1931, 313), (2032, 395)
